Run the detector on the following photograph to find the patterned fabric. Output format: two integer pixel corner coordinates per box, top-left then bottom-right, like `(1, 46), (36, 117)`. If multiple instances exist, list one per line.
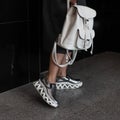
(56, 75), (83, 90)
(39, 71), (83, 90)
(33, 79), (58, 108)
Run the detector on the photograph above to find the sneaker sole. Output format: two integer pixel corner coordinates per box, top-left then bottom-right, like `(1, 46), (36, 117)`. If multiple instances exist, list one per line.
(33, 80), (58, 108)
(56, 82), (83, 90)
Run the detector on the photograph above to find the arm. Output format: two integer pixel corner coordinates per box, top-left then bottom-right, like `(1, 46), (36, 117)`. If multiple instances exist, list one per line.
(70, 0), (77, 5)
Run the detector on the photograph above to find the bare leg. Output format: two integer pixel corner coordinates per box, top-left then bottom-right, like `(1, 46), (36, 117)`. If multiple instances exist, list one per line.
(57, 52), (72, 77)
(57, 55), (67, 77)
(47, 53), (65, 83)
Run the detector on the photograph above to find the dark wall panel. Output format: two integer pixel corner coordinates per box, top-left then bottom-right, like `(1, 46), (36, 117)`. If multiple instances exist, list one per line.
(0, 22), (30, 92)
(87, 0), (120, 53)
(0, 0), (42, 93)
(0, 0), (28, 22)
(0, 0), (33, 93)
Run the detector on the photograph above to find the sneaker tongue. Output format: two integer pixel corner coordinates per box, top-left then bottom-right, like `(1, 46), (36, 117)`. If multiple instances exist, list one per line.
(50, 84), (56, 98)
(62, 76), (69, 80)
(50, 83), (56, 88)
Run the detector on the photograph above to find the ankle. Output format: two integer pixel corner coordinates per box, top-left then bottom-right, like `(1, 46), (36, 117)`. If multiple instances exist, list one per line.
(57, 73), (66, 77)
(57, 75), (67, 78)
(46, 76), (56, 84)
(57, 71), (66, 77)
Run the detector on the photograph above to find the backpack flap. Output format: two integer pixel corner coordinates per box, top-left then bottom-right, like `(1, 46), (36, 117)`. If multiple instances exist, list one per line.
(74, 5), (97, 19)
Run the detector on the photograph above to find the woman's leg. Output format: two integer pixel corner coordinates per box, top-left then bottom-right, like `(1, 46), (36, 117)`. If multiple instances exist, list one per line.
(47, 53), (65, 83)
(57, 52), (72, 77)
(57, 55), (68, 77)
(56, 52), (83, 90)
(33, 53), (66, 108)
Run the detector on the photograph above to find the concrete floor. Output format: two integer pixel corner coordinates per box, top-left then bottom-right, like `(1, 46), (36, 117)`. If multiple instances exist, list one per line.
(0, 51), (120, 120)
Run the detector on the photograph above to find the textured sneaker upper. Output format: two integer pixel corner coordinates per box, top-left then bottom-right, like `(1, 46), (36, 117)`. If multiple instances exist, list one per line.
(56, 75), (83, 90)
(33, 78), (58, 108)
(57, 75), (81, 84)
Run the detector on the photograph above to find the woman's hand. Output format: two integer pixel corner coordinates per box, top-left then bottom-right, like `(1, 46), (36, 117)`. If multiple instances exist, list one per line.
(70, 0), (77, 5)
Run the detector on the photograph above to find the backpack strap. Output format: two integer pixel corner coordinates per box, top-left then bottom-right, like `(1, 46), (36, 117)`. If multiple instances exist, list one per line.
(52, 42), (78, 67)
(67, 0), (70, 10)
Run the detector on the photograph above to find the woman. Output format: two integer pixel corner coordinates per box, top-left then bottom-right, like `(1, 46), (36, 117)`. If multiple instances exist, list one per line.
(34, 0), (86, 108)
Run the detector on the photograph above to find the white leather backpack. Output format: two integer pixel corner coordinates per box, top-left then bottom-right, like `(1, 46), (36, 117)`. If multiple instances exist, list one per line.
(52, 1), (97, 67)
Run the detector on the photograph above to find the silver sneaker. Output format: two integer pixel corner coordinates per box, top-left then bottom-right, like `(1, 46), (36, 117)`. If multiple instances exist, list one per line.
(56, 75), (83, 90)
(39, 71), (83, 90)
(33, 78), (58, 108)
